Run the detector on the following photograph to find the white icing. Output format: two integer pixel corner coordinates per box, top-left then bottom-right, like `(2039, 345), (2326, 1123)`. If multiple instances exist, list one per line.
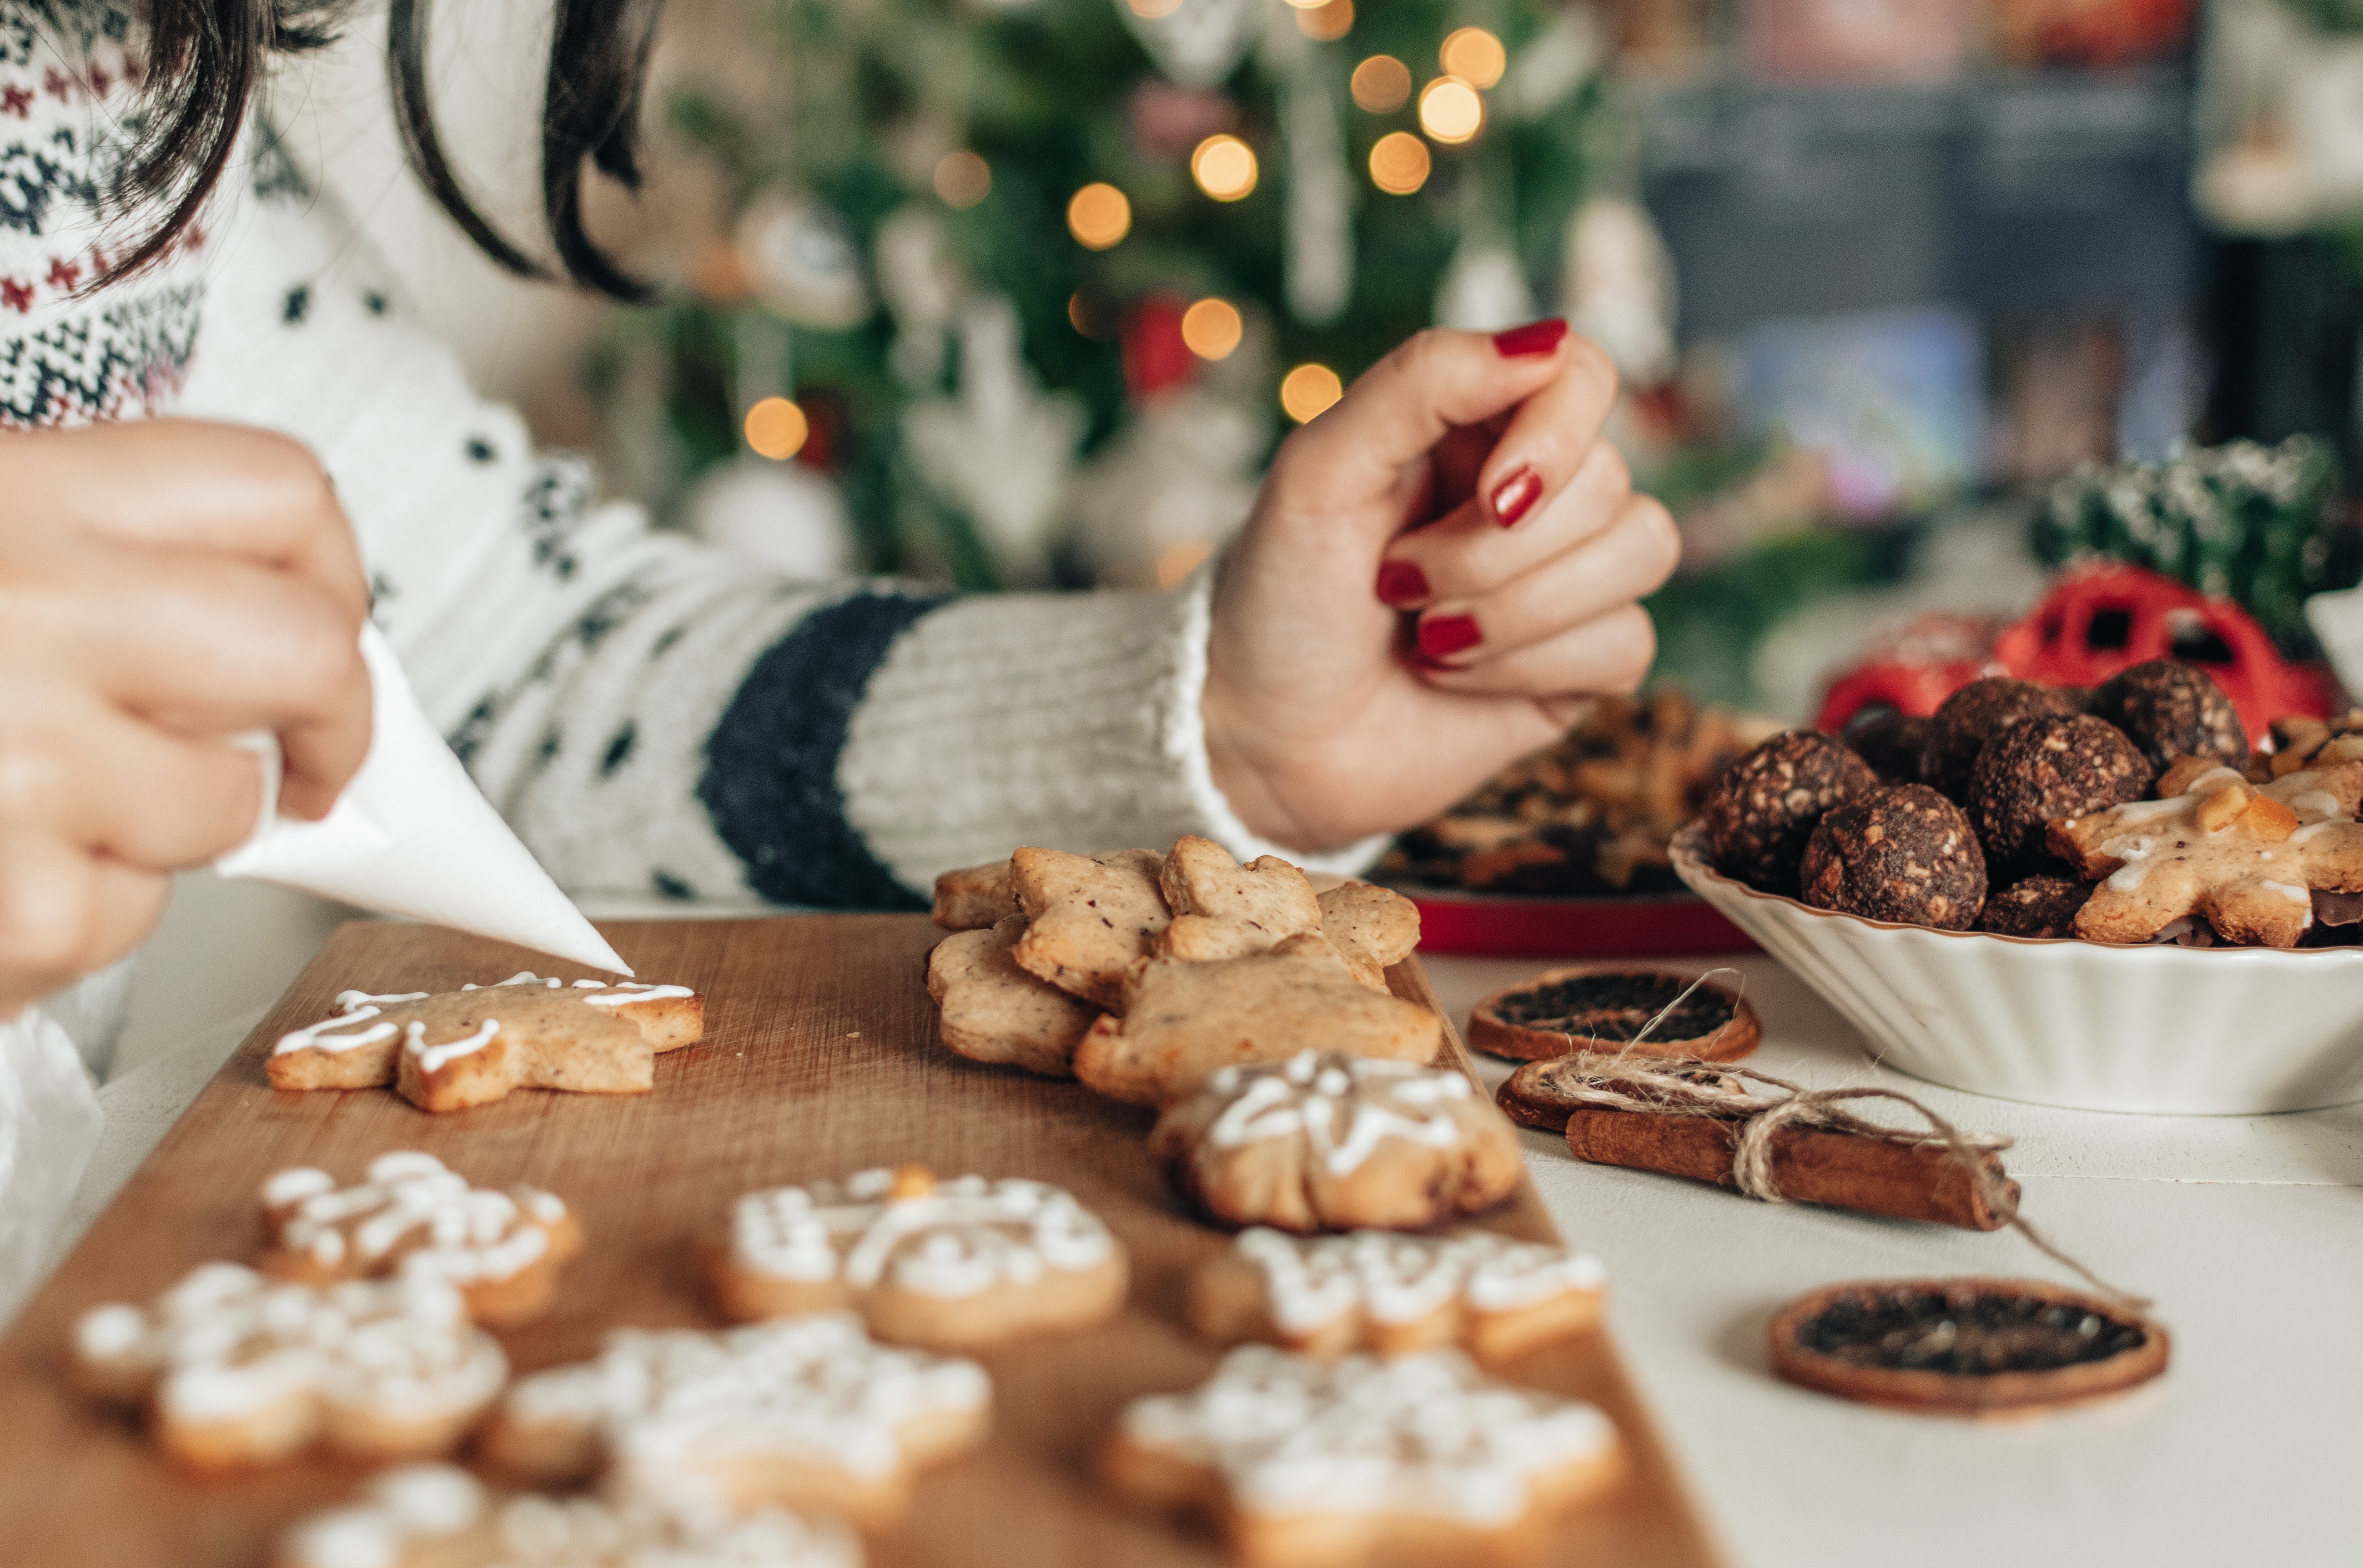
(465, 971), (564, 990)
(2285, 791), (2341, 822)
(2262, 880), (2315, 906)
(274, 1007), (399, 1058)
(1237, 1230), (1605, 1336)
(407, 1017), (501, 1075)
(580, 982), (695, 1007)
(1203, 1050), (1472, 1176)
(332, 990), (430, 1012)
(731, 1171), (1114, 1300)
(1121, 1346), (1615, 1526)
(263, 1151), (563, 1287)
(502, 1313), (989, 1489)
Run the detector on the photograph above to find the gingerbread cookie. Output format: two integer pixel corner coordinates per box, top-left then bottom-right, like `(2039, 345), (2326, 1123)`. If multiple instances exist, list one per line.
(268, 973), (703, 1113)
(927, 916), (1099, 1077)
(1074, 935), (1441, 1107)
(72, 1264), (505, 1469)
(1151, 1049), (1521, 1232)
(2049, 761), (2363, 946)
(278, 1464), (861, 1568)
(709, 1166), (1126, 1350)
(1009, 847), (1171, 1009)
(259, 1151), (582, 1326)
(1103, 1346), (1623, 1568)
(1189, 1229), (1607, 1363)
(931, 859), (1017, 931)
(1155, 835), (1324, 964)
(1314, 882), (1421, 991)
(483, 1313), (990, 1528)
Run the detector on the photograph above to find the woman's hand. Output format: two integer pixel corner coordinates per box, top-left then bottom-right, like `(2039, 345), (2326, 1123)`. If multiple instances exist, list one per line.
(0, 420), (372, 1018)
(1203, 322), (1679, 851)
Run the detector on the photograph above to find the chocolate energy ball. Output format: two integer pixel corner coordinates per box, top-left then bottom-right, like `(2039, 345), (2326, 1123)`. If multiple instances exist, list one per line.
(2090, 659), (2247, 771)
(1977, 875), (2093, 939)
(1702, 731), (1878, 895)
(1919, 678), (2081, 801)
(1799, 784), (1987, 930)
(1966, 714), (2153, 871)
(1841, 708), (1931, 784)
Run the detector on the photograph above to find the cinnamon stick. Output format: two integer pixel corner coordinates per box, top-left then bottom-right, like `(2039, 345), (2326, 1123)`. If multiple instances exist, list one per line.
(1562, 1106), (2016, 1231)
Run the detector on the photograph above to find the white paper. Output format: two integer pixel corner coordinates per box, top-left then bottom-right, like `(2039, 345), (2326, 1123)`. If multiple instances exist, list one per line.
(217, 625), (631, 976)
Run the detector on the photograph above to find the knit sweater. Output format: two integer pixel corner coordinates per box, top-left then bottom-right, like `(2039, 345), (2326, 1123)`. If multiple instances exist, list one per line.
(3, 1), (1366, 948)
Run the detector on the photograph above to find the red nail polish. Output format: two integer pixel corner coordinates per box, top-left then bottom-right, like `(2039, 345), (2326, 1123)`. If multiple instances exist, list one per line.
(1418, 613), (1481, 659)
(1490, 467), (1542, 528)
(1375, 561), (1430, 606)
(1493, 318), (1569, 357)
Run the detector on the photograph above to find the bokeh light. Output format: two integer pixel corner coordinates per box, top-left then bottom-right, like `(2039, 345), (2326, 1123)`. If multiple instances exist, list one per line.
(1067, 183), (1133, 249)
(1368, 131), (1431, 195)
(1296, 0), (1353, 41)
(1439, 27), (1507, 89)
(1418, 77), (1484, 145)
(1191, 135), (1259, 201)
(932, 151), (991, 209)
(1068, 286), (1120, 340)
(1280, 363), (1344, 422)
(1180, 297), (1244, 360)
(744, 397), (809, 461)
(1350, 55), (1412, 112)
(1126, 0), (1183, 17)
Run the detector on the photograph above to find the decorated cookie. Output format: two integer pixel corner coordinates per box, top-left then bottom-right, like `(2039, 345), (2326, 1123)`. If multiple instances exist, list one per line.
(1102, 1345), (1624, 1568)
(1800, 784), (1987, 929)
(709, 1166), (1126, 1349)
(72, 1263), (505, 1469)
(1151, 1049), (1521, 1233)
(267, 973), (703, 1113)
(482, 1313), (990, 1528)
(1009, 847), (1171, 1010)
(2049, 761), (2363, 946)
(1075, 936), (1442, 1107)
(258, 1151), (582, 1326)
(277, 1464), (862, 1568)
(931, 859), (1016, 931)
(1155, 835), (1325, 964)
(1700, 730), (1877, 894)
(1188, 1229), (1607, 1363)
(927, 916), (1099, 1077)
(1314, 882), (1421, 991)
(1767, 1277), (2168, 1415)
(1469, 966), (1759, 1062)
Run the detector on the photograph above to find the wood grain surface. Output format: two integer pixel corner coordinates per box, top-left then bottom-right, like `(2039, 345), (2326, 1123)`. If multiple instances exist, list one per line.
(0, 916), (1722, 1568)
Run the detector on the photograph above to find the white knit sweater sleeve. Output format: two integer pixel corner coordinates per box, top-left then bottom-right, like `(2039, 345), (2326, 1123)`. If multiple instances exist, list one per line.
(161, 136), (1372, 905)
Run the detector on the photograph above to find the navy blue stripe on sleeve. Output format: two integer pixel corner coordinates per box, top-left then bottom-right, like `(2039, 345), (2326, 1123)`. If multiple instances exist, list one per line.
(698, 591), (947, 910)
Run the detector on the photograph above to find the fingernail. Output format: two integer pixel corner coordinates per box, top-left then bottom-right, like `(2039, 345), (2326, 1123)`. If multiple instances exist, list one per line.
(1375, 561), (1430, 606)
(1490, 467), (1543, 528)
(1493, 318), (1569, 357)
(1418, 613), (1481, 660)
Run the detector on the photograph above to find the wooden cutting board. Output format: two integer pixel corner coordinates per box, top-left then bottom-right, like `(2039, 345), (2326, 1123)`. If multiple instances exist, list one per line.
(0, 916), (1722, 1568)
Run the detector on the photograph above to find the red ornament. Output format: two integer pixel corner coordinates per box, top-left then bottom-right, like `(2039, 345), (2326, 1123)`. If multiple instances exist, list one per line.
(1122, 293), (1197, 402)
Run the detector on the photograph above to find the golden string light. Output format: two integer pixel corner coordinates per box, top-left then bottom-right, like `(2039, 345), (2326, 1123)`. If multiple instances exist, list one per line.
(932, 151), (991, 209)
(1280, 363), (1344, 423)
(1438, 27), (1507, 89)
(1180, 297), (1244, 360)
(1296, 0), (1353, 40)
(1368, 131), (1431, 195)
(744, 397), (809, 461)
(1067, 183), (1132, 249)
(1418, 76), (1484, 145)
(1191, 135), (1259, 201)
(1350, 55), (1412, 112)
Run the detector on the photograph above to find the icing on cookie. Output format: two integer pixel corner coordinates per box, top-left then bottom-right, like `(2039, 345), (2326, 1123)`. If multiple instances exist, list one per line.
(407, 1017), (501, 1075)
(276, 1005), (404, 1057)
(262, 1151), (564, 1286)
(1236, 1229), (1607, 1334)
(1204, 1050), (1472, 1176)
(456, 973), (695, 1006)
(74, 1264), (505, 1433)
(731, 1169), (1114, 1300)
(1121, 1345), (1615, 1524)
(502, 1313), (989, 1488)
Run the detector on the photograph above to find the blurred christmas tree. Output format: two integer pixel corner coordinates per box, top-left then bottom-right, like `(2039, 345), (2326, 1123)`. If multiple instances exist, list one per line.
(597, 0), (1629, 589)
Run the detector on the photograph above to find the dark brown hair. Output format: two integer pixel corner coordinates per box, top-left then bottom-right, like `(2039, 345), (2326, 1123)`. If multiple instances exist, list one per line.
(125, 0), (660, 299)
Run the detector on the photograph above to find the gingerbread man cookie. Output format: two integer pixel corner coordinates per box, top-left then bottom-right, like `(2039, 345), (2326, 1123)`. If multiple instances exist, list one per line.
(1008, 847), (1172, 1009)
(1190, 1229), (1607, 1364)
(709, 1166), (1127, 1350)
(1103, 1346), (1624, 1568)
(2049, 760), (2363, 946)
(1150, 1050), (1523, 1233)
(1155, 836), (1325, 964)
(277, 1464), (862, 1568)
(927, 916), (1100, 1077)
(483, 1314), (990, 1529)
(72, 1263), (506, 1469)
(269, 973), (703, 1112)
(257, 1151), (582, 1326)
(1314, 882), (1421, 991)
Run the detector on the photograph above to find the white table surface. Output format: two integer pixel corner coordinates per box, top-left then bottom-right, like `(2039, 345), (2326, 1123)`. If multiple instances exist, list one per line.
(1422, 952), (2363, 1568)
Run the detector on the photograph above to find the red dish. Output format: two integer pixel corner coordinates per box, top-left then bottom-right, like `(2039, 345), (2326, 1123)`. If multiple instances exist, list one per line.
(1398, 888), (1758, 958)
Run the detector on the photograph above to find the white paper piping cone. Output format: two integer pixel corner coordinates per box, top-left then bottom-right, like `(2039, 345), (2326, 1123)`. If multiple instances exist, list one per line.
(217, 624), (633, 976)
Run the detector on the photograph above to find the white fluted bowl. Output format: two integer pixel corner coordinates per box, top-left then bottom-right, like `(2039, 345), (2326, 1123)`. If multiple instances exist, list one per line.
(1669, 823), (2363, 1115)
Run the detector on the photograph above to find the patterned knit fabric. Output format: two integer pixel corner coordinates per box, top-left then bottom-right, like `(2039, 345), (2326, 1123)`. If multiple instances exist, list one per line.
(2, 2), (1379, 924)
